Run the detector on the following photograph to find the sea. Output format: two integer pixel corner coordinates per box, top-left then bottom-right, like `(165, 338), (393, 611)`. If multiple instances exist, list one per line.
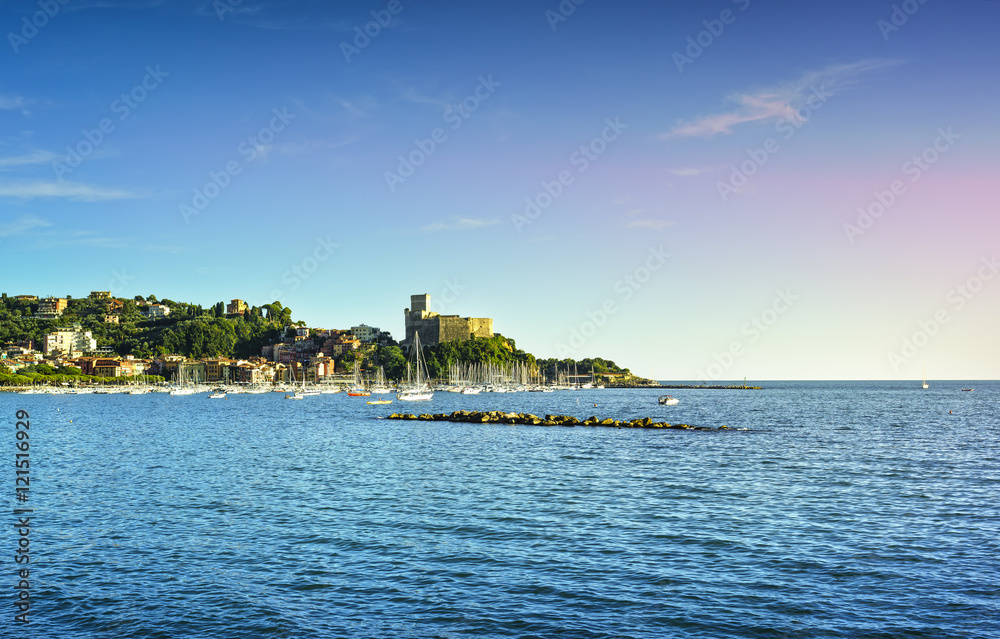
(3, 381), (998, 638)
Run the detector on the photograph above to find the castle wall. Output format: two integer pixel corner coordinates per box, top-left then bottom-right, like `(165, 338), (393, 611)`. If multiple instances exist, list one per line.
(403, 294), (494, 347)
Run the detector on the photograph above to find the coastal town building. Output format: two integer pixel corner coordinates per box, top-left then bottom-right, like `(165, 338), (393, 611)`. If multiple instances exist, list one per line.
(93, 358), (136, 377)
(14, 295), (38, 302)
(142, 304), (171, 319)
(325, 337), (360, 357)
(227, 299), (248, 316)
(403, 293), (494, 347)
(177, 360), (208, 384)
(204, 359), (234, 383)
(35, 297), (68, 319)
(89, 291), (111, 300)
(351, 324), (379, 344)
(43, 327), (97, 356)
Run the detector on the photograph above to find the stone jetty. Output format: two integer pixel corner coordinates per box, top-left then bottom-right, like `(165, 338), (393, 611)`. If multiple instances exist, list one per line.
(658, 384), (763, 390)
(386, 410), (729, 431)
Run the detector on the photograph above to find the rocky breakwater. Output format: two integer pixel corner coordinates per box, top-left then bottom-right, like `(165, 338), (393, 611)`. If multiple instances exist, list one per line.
(386, 410), (730, 431)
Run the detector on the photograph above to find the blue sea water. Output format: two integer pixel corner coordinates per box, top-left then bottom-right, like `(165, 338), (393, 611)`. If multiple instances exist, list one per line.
(3, 381), (998, 638)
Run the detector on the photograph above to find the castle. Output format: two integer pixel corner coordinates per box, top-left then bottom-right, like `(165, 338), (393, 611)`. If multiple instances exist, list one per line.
(404, 294), (494, 347)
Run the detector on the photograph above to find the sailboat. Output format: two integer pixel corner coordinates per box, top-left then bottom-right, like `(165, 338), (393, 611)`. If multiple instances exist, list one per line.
(287, 364), (316, 399)
(923, 365), (929, 389)
(369, 366), (392, 395)
(347, 363), (370, 396)
(397, 332), (433, 401)
(170, 368), (196, 395)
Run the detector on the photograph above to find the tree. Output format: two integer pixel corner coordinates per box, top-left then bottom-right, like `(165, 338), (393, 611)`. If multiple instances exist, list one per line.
(369, 345), (407, 381)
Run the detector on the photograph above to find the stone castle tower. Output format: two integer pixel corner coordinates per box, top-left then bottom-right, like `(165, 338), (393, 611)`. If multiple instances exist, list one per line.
(404, 293), (494, 347)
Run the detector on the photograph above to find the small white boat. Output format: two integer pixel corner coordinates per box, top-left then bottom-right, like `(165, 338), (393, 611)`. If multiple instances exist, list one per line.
(397, 389), (434, 401)
(208, 391), (226, 399)
(658, 395), (679, 405)
(285, 392), (304, 400)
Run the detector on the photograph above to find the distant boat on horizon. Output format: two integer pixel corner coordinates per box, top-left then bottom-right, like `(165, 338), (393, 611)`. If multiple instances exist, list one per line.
(923, 365), (929, 389)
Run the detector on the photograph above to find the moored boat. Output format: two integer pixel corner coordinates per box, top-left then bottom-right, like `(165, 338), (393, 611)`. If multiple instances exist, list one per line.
(397, 332), (433, 402)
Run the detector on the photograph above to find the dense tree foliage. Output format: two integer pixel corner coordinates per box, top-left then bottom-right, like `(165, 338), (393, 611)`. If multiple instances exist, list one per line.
(0, 296), (289, 359)
(534, 357), (629, 377)
(420, 335), (534, 379)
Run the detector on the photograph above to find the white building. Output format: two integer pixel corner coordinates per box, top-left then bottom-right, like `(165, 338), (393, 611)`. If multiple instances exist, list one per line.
(142, 304), (171, 319)
(43, 328), (97, 355)
(351, 324), (379, 344)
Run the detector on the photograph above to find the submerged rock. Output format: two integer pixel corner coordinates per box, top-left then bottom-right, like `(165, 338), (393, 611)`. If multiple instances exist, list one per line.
(383, 410), (731, 432)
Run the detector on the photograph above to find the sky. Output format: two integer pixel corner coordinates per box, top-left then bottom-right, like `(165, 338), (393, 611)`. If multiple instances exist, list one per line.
(1, 0), (998, 381)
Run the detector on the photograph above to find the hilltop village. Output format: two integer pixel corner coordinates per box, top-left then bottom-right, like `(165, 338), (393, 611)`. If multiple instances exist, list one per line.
(0, 292), (647, 388)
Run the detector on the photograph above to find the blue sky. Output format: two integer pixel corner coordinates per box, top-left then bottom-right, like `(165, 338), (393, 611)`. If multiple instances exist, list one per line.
(2, 0), (998, 380)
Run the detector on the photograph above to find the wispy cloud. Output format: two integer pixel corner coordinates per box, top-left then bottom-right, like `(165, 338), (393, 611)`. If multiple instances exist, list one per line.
(661, 60), (900, 139)
(0, 94), (34, 117)
(36, 229), (134, 249)
(0, 95), (28, 110)
(0, 150), (61, 169)
(627, 220), (674, 230)
(0, 215), (51, 238)
(338, 97), (376, 119)
(670, 167), (706, 177)
(0, 180), (138, 201)
(400, 87), (449, 110)
(64, 0), (170, 11)
(192, 2), (352, 31)
(421, 217), (500, 232)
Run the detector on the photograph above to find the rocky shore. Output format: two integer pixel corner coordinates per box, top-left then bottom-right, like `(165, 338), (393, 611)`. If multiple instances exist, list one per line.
(658, 384), (763, 390)
(386, 410), (730, 431)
